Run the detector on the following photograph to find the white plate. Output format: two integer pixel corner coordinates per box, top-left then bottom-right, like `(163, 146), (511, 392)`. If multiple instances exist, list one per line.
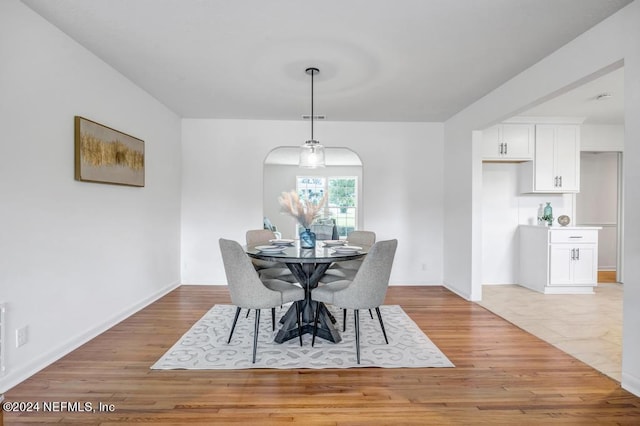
(269, 239), (295, 246)
(323, 240), (347, 247)
(332, 245), (362, 253)
(255, 245), (287, 253)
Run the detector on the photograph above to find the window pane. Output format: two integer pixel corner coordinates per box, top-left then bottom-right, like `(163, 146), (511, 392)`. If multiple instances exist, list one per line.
(328, 177), (357, 238)
(295, 176), (357, 238)
(296, 176), (325, 204)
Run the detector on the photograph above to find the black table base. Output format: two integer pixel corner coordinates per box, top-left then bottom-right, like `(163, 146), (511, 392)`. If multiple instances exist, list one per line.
(273, 262), (342, 344)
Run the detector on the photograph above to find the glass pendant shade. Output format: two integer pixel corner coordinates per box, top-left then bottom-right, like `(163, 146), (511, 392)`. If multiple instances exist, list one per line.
(299, 140), (325, 168)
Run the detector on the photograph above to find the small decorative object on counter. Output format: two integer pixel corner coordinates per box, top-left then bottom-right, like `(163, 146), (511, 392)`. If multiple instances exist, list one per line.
(537, 203), (545, 225)
(541, 202), (553, 226)
(557, 215), (571, 227)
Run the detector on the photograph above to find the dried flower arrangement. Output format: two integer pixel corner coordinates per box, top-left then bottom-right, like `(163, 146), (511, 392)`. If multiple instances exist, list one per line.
(278, 190), (327, 229)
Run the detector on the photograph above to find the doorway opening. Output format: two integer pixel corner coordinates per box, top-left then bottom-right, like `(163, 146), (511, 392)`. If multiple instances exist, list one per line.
(576, 151), (623, 283)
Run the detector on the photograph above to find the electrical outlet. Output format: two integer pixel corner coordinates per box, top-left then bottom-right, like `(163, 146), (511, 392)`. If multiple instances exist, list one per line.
(16, 325), (28, 347)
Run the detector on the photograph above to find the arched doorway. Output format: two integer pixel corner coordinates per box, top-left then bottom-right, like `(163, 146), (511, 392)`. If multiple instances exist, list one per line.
(263, 147), (363, 240)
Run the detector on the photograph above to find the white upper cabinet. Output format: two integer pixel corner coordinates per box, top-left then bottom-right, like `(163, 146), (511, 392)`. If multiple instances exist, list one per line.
(519, 124), (580, 193)
(481, 124), (534, 161)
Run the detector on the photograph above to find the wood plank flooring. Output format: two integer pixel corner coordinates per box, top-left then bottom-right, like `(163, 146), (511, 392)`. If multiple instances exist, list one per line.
(3, 285), (640, 424)
(598, 270), (617, 283)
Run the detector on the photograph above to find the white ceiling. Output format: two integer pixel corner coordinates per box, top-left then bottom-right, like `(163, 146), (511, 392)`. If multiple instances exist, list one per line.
(522, 66), (624, 124)
(22, 0), (631, 123)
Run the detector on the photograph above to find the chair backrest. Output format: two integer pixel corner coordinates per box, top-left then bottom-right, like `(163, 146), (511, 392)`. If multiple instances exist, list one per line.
(347, 230), (376, 247)
(219, 238), (282, 309)
(246, 229), (276, 248)
(332, 239), (398, 309)
(310, 224), (336, 241)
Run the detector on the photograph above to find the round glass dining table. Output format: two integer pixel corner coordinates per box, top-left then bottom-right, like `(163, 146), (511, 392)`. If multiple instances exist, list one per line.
(246, 240), (369, 344)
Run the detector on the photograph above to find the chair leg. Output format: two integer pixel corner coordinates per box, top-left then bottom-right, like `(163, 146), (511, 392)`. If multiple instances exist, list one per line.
(369, 309), (374, 319)
(312, 303), (321, 347)
(343, 308), (347, 332)
(354, 309), (361, 364)
(252, 309), (261, 364)
(245, 309), (250, 318)
(271, 307), (276, 331)
(295, 301), (303, 347)
(375, 307), (389, 344)
(228, 307), (241, 344)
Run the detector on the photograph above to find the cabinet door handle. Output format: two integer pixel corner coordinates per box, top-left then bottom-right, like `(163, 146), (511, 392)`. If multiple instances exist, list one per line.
(571, 248), (575, 260)
(504, 142), (508, 155)
(554, 176), (558, 187)
(559, 176), (563, 187)
(569, 236), (583, 239)
(499, 143), (503, 155)
(576, 248), (580, 260)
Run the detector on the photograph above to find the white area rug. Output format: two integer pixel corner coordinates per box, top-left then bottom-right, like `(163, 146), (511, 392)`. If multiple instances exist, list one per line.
(151, 304), (454, 369)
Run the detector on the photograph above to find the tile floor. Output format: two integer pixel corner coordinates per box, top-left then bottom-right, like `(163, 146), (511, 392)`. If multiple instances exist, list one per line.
(478, 283), (622, 381)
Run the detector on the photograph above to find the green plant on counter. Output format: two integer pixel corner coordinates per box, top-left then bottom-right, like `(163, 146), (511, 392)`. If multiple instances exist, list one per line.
(539, 214), (554, 225)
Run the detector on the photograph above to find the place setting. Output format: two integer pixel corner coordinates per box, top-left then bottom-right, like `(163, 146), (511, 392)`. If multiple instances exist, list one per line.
(254, 244), (288, 253)
(330, 245), (362, 255)
(269, 238), (295, 246)
(322, 239), (348, 247)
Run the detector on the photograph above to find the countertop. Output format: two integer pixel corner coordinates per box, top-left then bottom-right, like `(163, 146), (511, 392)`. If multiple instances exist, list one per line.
(519, 225), (602, 230)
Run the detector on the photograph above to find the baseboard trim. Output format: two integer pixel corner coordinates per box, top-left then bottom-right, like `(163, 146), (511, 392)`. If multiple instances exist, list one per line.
(622, 371), (640, 398)
(443, 283), (472, 301)
(0, 281), (180, 393)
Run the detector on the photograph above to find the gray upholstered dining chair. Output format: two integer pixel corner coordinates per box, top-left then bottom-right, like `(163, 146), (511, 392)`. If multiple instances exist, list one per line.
(310, 239), (398, 364)
(246, 229), (276, 248)
(246, 229), (279, 270)
(319, 230), (377, 284)
(219, 238), (305, 363)
(246, 229), (297, 283)
(346, 230), (377, 247)
(311, 219), (338, 240)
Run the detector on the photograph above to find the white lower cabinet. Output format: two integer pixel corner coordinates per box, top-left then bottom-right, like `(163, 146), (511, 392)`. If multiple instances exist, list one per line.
(548, 244), (597, 285)
(519, 225), (600, 294)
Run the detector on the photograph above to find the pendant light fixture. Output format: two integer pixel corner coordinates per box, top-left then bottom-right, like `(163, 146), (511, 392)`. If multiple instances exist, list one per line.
(299, 67), (326, 168)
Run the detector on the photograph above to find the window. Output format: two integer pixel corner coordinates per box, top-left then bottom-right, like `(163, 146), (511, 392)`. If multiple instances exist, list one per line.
(296, 176), (358, 238)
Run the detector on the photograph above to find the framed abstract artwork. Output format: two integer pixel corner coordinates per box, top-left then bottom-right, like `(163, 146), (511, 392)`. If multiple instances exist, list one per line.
(74, 116), (145, 187)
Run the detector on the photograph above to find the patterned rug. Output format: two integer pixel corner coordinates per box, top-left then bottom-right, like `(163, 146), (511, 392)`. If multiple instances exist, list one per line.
(151, 304), (454, 369)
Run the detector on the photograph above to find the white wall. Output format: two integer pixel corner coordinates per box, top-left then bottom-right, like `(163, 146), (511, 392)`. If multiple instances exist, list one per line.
(181, 119), (444, 286)
(0, 0), (182, 392)
(582, 124), (625, 151)
(444, 1), (640, 396)
(620, 1), (640, 397)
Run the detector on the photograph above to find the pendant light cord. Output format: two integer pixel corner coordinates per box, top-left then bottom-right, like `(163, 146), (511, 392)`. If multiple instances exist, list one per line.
(306, 67), (319, 143)
(310, 68), (314, 141)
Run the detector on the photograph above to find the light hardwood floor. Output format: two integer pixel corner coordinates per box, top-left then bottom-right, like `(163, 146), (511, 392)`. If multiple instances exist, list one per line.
(598, 270), (617, 283)
(3, 285), (639, 424)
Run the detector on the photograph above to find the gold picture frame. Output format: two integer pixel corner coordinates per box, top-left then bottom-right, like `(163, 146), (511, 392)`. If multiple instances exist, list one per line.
(74, 116), (145, 187)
